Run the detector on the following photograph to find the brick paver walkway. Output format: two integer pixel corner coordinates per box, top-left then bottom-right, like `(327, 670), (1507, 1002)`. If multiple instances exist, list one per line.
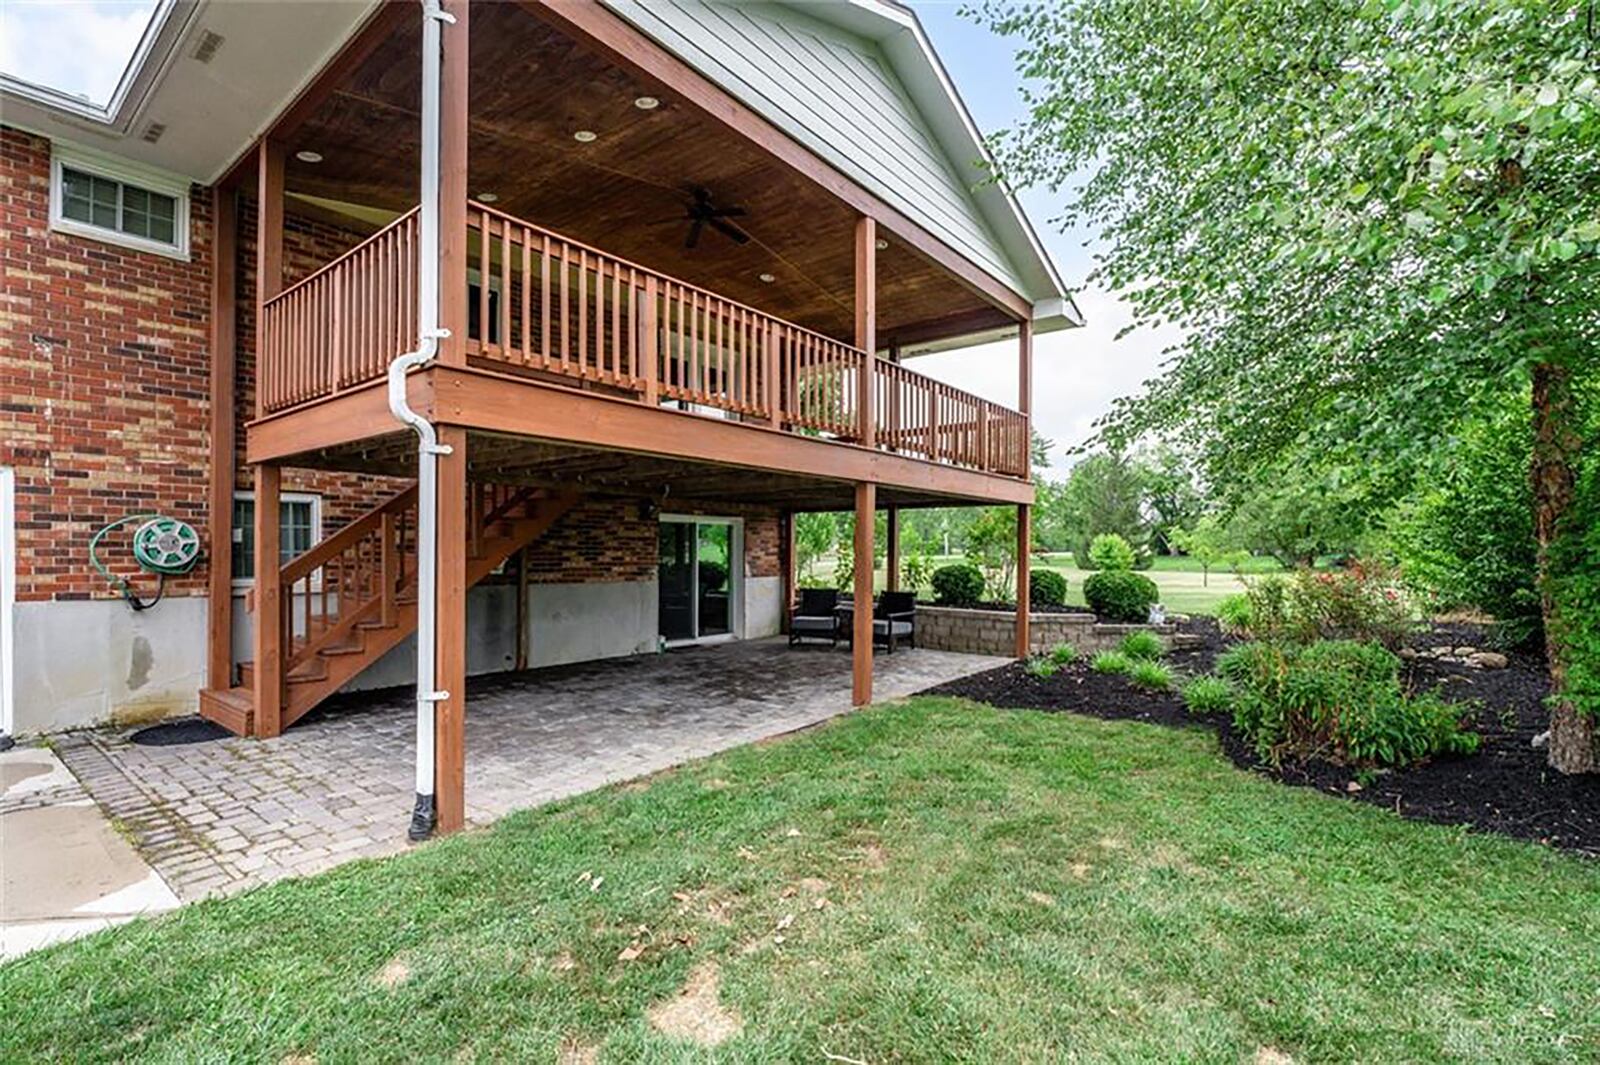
(55, 640), (1001, 901)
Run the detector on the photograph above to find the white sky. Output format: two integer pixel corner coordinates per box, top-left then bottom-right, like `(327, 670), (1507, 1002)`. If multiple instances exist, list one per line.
(0, 0), (1181, 471)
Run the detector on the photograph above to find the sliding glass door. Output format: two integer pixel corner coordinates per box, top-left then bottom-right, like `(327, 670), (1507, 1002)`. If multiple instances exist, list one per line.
(658, 518), (739, 643)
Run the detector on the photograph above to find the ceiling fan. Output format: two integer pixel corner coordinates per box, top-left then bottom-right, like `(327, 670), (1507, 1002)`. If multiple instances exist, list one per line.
(666, 186), (751, 249)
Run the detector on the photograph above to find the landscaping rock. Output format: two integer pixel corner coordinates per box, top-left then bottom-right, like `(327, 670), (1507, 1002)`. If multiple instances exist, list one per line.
(1469, 652), (1509, 670)
(1430, 646), (1454, 658)
(1454, 646), (1479, 657)
(1398, 647), (1419, 660)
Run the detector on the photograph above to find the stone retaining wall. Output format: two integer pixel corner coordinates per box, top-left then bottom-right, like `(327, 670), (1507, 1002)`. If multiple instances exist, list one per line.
(915, 606), (1178, 658)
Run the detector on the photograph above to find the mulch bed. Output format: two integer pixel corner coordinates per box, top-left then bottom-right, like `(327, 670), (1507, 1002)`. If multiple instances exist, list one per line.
(925, 618), (1600, 856)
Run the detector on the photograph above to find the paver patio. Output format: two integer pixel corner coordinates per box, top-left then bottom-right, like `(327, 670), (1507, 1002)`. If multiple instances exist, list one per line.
(52, 639), (1001, 901)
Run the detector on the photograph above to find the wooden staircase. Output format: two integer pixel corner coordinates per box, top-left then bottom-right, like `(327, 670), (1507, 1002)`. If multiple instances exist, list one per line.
(200, 482), (578, 736)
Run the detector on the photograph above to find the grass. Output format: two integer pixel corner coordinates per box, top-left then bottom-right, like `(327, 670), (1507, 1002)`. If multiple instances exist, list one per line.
(4, 700), (1598, 1062)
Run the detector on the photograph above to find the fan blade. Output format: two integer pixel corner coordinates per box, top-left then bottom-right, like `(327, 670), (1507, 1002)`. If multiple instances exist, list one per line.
(685, 217), (704, 248)
(708, 216), (751, 244)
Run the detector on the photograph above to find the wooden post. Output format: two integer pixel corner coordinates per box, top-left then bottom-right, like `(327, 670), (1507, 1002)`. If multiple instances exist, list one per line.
(255, 141), (284, 419)
(438, 0), (470, 368)
(852, 482), (875, 706)
(854, 217), (876, 448)
(434, 425), (469, 833)
(252, 464), (283, 737)
(207, 186), (238, 691)
(1015, 504), (1031, 658)
(886, 506), (900, 592)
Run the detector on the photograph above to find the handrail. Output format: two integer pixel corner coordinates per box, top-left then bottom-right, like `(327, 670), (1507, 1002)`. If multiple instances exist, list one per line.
(281, 485), (418, 586)
(264, 207), (421, 310)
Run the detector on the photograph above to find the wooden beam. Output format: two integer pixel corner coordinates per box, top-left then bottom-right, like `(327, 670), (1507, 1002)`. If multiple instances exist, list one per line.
(207, 187), (238, 691)
(885, 506), (900, 592)
(520, 0), (1032, 321)
(434, 425), (469, 834)
(1015, 503), (1031, 658)
(852, 482), (875, 706)
(856, 216), (877, 447)
(255, 141), (285, 422)
(252, 464), (283, 738)
(247, 375), (430, 462)
(438, 0), (470, 368)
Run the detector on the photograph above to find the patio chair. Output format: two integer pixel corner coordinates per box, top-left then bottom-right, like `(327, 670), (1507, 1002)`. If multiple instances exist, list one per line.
(872, 590), (917, 653)
(789, 588), (842, 647)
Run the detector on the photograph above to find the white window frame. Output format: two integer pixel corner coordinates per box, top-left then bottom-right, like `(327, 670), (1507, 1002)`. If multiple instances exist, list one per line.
(230, 491), (322, 590)
(49, 143), (191, 260)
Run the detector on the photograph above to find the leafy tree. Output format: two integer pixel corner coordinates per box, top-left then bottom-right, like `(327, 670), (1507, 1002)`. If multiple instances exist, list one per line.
(793, 512), (837, 581)
(981, 0), (1600, 769)
(1224, 466), (1374, 569)
(1136, 445), (1204, 553)
(1169, 514), (1245, 587)
(965, 506), (1022, 600)
(1052, 451), (1149, 558)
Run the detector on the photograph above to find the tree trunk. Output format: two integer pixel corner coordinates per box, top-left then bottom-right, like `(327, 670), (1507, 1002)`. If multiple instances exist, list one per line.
(1532, 360), (1596, 774)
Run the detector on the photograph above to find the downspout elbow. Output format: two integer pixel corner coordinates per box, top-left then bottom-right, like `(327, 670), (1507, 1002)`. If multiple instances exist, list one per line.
(387, 332), (449, 450)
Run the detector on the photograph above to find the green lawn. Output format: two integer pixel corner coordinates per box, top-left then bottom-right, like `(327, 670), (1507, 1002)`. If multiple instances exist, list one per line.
(813, 553), (1265, 615)
(5, 699), (1596, 1062)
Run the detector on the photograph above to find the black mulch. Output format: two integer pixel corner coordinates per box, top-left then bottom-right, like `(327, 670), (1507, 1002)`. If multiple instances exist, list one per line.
(924, 618), (1600, 856)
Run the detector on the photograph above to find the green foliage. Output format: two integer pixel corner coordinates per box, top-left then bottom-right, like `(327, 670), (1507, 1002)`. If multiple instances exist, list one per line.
(1087, 533), (1137, 572)
(833, 550), (854, 594)
(1083, 570), (1160, 623)
(1244, 566), (1415, 650)
(1090, 650), (1132, 675)
(900, 552), (934, 597)
(1216, 640), (1479, 767)
(1048, 643), (1079, 666)
(1028, 569), (1069, 609)
(1117, 631), (1164, 661)
(1215, 594), (1253, 635)
(1168, 514), (1245, 587)
(1548, 430), (1600, 723)
(1022, 655), (1060, 679)
(1182, 675), (1234, 717)
(1127, 659), (1174, 691)
(793, 512), (838, 582)
(965, 506), (1021, 601)
(930, 563), (986, 607)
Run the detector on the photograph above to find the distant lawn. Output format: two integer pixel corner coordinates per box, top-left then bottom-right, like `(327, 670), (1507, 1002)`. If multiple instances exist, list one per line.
(813, 553), (1269, 614)
(4, 699), (1596, 1062)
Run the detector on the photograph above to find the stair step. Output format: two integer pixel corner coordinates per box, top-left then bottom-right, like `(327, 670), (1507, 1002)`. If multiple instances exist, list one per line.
(319, 642), (367, 656)
(199, 687), (253, 737)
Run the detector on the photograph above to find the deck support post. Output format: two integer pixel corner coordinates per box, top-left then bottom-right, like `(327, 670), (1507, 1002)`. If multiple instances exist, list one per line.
(252, 463), (283, 738)
(855, 217), (876, 447)
(1015, 504), (1031, 658)
(434, 424), (469, 834)
(852, 482), (875, 706)
(438, 0), (469, 368)
(207, 186), (238, 691)
(885, 506), (900, 592)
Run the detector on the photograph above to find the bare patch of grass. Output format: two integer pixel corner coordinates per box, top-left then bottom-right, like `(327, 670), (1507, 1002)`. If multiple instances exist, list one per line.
(645, 961), (743, 1047)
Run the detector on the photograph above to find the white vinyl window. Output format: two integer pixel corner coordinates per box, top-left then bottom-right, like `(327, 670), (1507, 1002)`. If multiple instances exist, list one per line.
(231, 492), (321, 586)
(49, 145), (190, 259)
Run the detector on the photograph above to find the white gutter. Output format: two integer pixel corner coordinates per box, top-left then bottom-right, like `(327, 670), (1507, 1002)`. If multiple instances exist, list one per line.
(0, 467), (15, 751)
(392, 0), (456, 841)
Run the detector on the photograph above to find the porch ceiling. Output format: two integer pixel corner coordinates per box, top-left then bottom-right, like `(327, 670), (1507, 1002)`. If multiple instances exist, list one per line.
(294, 429), (1002, 512)
(278, 2), (1009, 348)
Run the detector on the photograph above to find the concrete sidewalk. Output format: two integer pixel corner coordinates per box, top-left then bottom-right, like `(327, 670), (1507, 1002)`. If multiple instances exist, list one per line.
(1, 745), (178, 960)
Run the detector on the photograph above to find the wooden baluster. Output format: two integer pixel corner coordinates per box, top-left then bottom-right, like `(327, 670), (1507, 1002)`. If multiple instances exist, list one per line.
(559, 242), (570, 371)
(577, 249), (589, 376)
(627, 268), (639, 384)
(540, 234), (552, 366)
(469, 483), (484, 560)
(518, 226), (530, 364)
(643, 276), (659, 404)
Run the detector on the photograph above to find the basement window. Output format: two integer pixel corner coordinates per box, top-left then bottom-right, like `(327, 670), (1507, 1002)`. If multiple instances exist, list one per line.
(231, 493), (321, 585)
(49, 145), (190, 259)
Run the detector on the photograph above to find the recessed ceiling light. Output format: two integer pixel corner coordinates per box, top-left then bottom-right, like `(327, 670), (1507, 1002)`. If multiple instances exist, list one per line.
(758, 272), (776, 283)
(634, 95), (660, 110)
(875, 238), (888, 250)
(477, 192), (498, 203)
(295, 150), (323, 164)
(573, 130), (598, 143)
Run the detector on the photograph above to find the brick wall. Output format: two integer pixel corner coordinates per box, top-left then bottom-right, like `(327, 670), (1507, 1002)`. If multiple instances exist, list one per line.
(915, 606), (1178, 657)
(0, 127), (213, 602)
(525, 497), (780, 584)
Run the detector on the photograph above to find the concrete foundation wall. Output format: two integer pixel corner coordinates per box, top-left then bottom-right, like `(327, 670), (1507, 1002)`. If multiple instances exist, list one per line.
(13, 598), (208, 735)
(916, 606), (1177, 658)
(744, 575), (782, 639)
(524, 579), (659, 668)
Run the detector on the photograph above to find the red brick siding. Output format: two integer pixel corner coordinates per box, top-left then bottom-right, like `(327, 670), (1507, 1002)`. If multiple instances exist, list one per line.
(524, 498), (779, 584)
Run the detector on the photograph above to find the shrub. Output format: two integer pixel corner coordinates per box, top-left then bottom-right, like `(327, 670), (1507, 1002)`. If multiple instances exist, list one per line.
(1087, 533), (1137, 572)
(1023, 656), (1060, 679)
(1127, 659), (1173, 691)
(1029, 569), (1069, 608)
(1048, 642), (1079, 666)
(1215, 593), (1252, 634)
(929, 563), (985, 607)
(1084, 570), (1160, 623)
(900, 552), (934, 596)
(1242, 565), (1414, 649)
(1182, 675), (1233, 716)
(1218, 639), (1479, 767)
(1118, 630), (1164, 660)
(1091, 650), (1132, 674)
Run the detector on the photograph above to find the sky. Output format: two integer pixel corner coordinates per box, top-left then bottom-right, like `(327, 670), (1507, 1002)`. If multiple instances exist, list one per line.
(0, 0), (1179, 472)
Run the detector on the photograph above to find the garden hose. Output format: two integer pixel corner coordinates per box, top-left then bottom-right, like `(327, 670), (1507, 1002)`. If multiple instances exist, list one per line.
(89, 514), (201, 611)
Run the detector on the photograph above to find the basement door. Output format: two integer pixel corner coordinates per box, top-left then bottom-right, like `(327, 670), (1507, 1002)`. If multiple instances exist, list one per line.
(658, 517), (741, 645)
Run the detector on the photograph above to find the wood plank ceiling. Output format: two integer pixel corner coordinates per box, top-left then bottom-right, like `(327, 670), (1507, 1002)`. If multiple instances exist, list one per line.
(281, 3), (1008, 346)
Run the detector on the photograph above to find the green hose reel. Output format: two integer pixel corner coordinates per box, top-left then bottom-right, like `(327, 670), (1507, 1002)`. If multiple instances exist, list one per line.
(90, 514), (202, 611)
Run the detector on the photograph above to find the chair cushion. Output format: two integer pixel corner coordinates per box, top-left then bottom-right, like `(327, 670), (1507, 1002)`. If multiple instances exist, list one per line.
(873, 619), (914, 637)
(792, 617), (837, 634)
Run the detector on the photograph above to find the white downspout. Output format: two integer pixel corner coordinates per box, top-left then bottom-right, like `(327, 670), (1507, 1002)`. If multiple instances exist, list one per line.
(392, 0), (455, 841)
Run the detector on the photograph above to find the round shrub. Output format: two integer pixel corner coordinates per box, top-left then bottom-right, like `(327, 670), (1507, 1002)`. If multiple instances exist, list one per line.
(1029, 570), (1069, 608)
(929, 563), (986, 607)
(1087, 533), (1137, 572)
(1084, 570), (1159, 622)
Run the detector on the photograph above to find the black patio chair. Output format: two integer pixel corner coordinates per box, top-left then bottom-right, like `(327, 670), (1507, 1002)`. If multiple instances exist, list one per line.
(872, 590), (917, 653)
(789, 588), (842, 647)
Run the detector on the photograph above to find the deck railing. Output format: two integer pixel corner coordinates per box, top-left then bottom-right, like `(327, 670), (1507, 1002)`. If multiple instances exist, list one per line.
(257, 200), (1027, 478)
